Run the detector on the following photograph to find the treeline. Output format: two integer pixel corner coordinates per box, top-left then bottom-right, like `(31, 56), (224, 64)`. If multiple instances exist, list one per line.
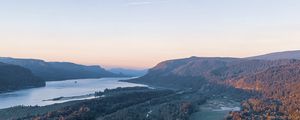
(95, 86), (150, 96)
(2, 87), (209, 120)
(25, 88), (173, 120)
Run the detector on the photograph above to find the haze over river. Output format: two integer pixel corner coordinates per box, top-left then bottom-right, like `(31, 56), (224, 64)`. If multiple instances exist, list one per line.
(0, 77), (146, 109)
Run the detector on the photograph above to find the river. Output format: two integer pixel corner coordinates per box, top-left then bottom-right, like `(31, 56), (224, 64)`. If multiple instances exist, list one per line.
(0, 77), (146, 109)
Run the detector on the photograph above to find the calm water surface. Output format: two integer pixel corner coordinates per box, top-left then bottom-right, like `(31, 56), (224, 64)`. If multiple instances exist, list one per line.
(0, 77), (146, 109)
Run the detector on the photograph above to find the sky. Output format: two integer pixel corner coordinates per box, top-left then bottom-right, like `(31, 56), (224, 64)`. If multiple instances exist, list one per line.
(0, 0), (300, 69)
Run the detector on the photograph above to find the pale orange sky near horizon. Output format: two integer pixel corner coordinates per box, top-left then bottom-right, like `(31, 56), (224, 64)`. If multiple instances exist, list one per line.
(1, 38), (299, 69)
(1, 0), (300, 69)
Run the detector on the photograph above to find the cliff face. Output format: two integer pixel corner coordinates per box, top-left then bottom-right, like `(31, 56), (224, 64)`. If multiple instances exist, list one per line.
(0, 62), (45, 92)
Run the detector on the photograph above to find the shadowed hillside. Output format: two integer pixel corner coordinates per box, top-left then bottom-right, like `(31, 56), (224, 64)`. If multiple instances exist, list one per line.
(0, 62), (45, 92)
(0, 57), (120, 81)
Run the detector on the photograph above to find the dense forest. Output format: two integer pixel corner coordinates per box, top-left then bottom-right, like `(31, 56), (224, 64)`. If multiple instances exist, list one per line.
(0, 87), (205, 120)
(228, 62), (300, 119)
(0, 84), (255, 120)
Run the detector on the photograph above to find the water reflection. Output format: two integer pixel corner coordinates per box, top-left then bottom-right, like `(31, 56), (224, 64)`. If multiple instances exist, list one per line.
(0, 77), (145, 109)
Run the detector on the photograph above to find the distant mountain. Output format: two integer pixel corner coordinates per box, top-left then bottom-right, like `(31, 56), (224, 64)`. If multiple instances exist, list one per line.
(0, 62), (45, 92)
(0, 57), (120, 81)
(247, 50), (300, 60)
(109, 68), (148, 77)
(128, 57), (237, 88)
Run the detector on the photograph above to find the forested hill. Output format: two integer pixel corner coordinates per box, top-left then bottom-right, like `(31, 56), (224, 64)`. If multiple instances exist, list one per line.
(0, 62), (45, 92)
(129, 56), (297, 88)
(129, 55), (300, 119)
(0, 57), (120, 81)
(228, 62), (300, 119)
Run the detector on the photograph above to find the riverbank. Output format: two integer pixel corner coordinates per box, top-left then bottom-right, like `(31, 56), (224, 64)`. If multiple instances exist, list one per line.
(0, 77), (146, 109)
(0, 87), (175, 119)
(0, 87), (210, 120)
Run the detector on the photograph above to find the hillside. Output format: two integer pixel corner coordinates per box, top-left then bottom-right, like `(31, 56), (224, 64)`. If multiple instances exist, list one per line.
(129, 57), (296, 88)
(0, 57), (119, 81)
(129, 57), (236, 88)
(129, 56), (300, 119)
(0, 62), (45, 92)
(247, 50), (300, 60)
(227, 62), (300, 119)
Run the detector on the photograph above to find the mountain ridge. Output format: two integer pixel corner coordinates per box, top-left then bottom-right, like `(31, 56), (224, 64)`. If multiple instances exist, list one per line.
(246, 50), (300, 60)
(0, 57), (120, 81)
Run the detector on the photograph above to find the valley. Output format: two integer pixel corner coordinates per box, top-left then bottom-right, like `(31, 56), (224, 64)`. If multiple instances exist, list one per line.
(1, 0), (299, 119)
(1, 51), (300, 120)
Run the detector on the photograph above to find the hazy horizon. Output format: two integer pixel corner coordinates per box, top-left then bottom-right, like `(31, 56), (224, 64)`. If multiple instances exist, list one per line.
(2, 49), (300, 69)
(1, 0), (300, 68)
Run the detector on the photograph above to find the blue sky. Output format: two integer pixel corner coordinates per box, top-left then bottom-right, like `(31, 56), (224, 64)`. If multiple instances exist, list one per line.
(0, 0), (300, 68)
